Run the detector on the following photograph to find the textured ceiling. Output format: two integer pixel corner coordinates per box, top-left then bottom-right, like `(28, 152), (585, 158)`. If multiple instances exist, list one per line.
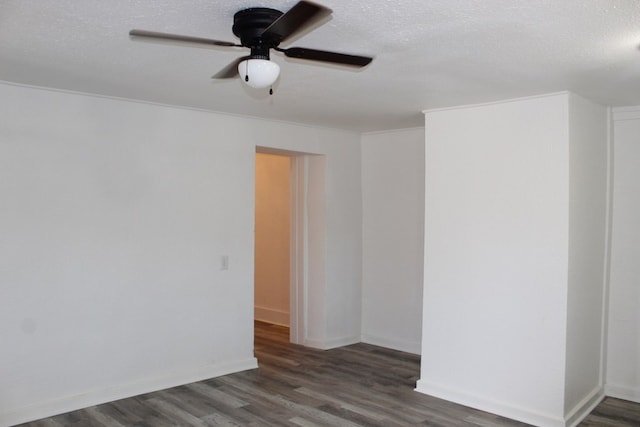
(2, 0), (640, 132)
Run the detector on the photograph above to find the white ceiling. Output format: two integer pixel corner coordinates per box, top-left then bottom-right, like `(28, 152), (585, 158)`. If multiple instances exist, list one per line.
(2, 0), (640, 132)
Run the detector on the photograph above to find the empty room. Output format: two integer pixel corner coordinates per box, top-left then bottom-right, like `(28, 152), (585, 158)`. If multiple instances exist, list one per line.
(2, 1), (640, 426)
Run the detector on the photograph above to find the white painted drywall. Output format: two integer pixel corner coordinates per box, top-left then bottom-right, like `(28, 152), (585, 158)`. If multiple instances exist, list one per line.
(361, 128), (425, 354)
(563, 94), (608, 421)
(606, 107), (640, 403)
(418, 94), (572, 426)
(323, 142), (364, 348)
(418, 92), (610, 426)
(304, 154), (330, 347)
(254, 153), (290, 326)
(0, 82), (362, 425)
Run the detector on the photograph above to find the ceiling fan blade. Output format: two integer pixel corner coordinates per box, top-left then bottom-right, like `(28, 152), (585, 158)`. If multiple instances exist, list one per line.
(282, 47), (373, 67)
(129, 29), (240, 48)
(212, 56), (251, 79)
(260, 1), (332, 43)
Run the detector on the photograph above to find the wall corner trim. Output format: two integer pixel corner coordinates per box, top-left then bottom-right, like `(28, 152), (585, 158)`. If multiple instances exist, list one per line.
(361, 333), (421, 355)
(564, 386), (605, 427)
(612, 106), (640, 121)
(605, 383), (640, 404)
(0, 358), (258, 426)
(304, 335), (360, 350)
(414, 379), (565, 427)
(254, 306), (290, 327)
(422, 91), (571, 115)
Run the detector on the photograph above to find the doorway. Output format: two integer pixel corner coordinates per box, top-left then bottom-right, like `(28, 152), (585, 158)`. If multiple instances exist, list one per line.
(254, 148), (326, 346)
(254, 152), (291, 329)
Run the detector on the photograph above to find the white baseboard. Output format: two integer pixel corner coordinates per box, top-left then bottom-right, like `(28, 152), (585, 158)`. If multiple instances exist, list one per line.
(254, 306), (289, 326)
(605, 383), (640, 403)
(361, 333), (421, 355)
(1, 357), (258, 427)
(305, 335), (360, 350)
(565, 386), (605, 427)
(415, 379), (565, 427)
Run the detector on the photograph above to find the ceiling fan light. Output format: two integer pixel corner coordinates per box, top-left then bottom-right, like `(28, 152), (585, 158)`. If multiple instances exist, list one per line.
(238, 59), (280, 89)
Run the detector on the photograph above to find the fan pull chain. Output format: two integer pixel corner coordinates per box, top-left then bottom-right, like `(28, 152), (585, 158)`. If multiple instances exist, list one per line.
(245, 60), (249, 82)
(269, 86), (273, 95)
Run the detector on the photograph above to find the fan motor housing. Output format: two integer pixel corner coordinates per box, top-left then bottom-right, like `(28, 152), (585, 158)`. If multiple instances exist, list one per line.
(233, 7), (283, 54)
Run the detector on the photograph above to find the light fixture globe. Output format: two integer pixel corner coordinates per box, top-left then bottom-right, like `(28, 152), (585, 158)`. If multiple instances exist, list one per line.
(238, 58), (280, 89)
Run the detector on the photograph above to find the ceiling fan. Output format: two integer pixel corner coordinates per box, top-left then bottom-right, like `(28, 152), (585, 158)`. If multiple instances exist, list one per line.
(129, 1), (373, 93)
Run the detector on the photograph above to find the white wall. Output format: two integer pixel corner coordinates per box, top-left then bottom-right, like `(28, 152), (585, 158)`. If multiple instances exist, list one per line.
(361, 128), (425, 354)
(324, 147), (364, 347)
(606, 107), (640, 402)
(0, 82), (362, 425)
(418, 94), (571, 426)
(254, 153), (290, 326)
(564, 94), (608, 421)
(418, 93), (609, 427)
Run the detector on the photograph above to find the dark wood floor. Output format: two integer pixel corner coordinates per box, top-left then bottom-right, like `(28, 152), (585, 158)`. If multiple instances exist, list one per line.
(17, 322), (640, 426)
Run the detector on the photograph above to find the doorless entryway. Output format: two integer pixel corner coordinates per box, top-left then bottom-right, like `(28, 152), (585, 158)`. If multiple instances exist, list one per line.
(254, 147), (326, 346)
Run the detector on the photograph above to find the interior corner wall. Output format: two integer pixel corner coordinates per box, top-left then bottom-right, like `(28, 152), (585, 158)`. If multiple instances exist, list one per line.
(563, 94), (608, 421)
(361, 127), (425, 354)
(606, 106), (640, 403)
(0, 82), (362, 425)
(254, 153), (291, 326)
(418, 94), (572, 426)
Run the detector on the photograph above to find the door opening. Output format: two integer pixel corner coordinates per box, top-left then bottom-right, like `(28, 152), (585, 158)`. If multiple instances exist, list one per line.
(254, 152), (292, 330)
(254, 147), (326, 347)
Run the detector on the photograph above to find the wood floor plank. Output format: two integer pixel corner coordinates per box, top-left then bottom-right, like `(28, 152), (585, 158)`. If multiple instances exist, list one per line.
(294, 386), (389, 422)
(185, 382), (250, 409)
(81, 407), (127, 427)
(288, 416), (326, 427)
(155, 390), (219, 419)
(14, 321), (640, 426)
(199, 411), (246, 427)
